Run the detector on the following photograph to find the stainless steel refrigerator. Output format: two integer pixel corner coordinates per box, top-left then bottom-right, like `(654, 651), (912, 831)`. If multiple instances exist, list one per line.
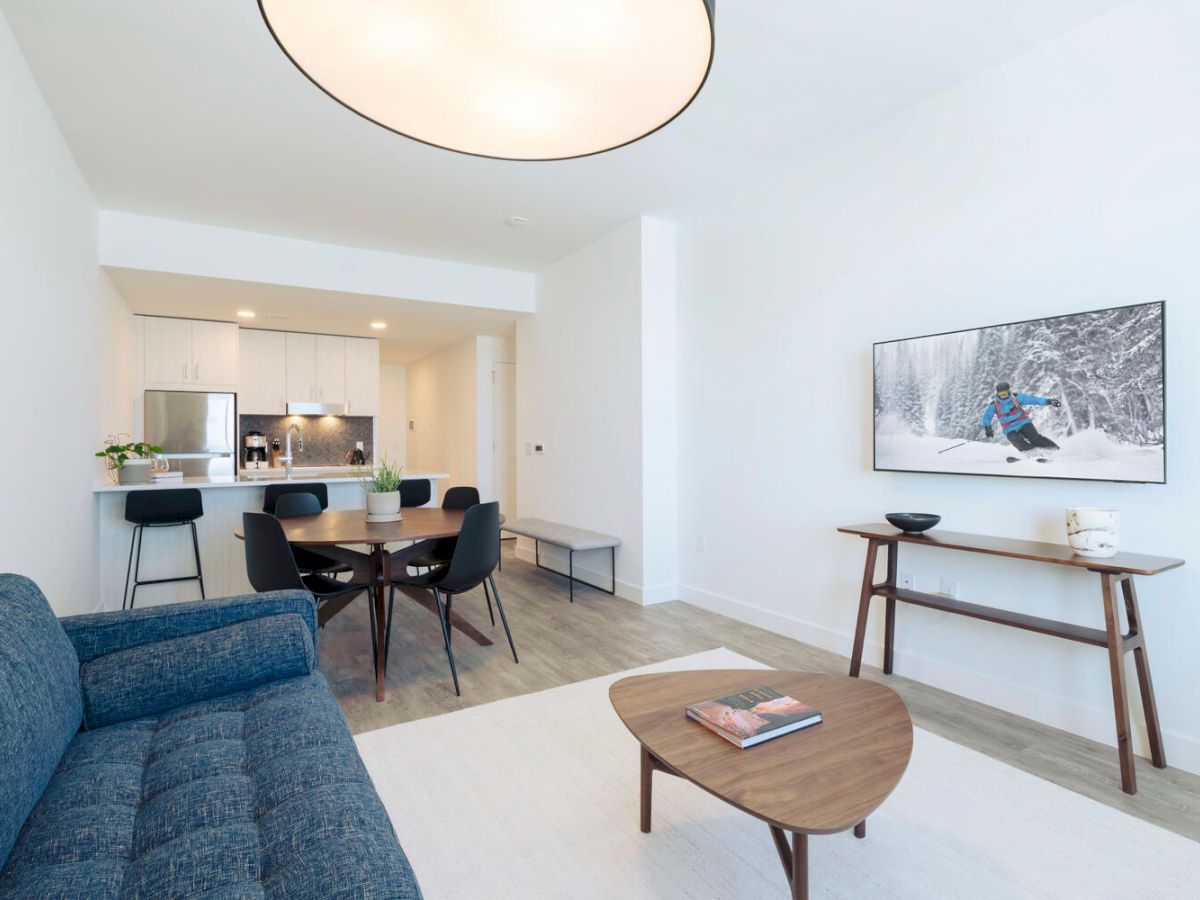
(144, 390), (236, 477)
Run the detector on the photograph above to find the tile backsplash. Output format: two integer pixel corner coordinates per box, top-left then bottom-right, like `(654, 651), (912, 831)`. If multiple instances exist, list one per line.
(240, 415), (373, 467)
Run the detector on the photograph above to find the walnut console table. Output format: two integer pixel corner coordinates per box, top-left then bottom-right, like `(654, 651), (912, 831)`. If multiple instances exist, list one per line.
(837, 523), (1185, 795)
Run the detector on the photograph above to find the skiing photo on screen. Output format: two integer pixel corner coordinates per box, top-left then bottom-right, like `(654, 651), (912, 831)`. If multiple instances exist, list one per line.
(873, 302), (1165, 483)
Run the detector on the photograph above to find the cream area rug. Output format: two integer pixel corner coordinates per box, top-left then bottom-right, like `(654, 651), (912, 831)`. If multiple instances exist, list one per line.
(355, 648), (1199, 899)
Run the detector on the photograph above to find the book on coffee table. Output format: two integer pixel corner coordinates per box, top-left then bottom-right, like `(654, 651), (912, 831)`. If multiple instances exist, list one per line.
(686, 685), (822, 748)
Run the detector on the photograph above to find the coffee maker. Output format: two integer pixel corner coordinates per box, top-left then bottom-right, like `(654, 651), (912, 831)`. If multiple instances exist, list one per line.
(244, 431), (269, 469)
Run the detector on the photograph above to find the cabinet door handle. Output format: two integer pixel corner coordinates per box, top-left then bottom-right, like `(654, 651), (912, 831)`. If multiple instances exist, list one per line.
(194, 362), (199, 381)
(182, 363), (188, 380)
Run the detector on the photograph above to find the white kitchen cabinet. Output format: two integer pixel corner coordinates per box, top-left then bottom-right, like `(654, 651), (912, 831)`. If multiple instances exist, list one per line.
(191, 320), (239, 386)
(237, 329), (287, 414)
(285, 332), (318, 401)
(315, 334), (346, 404)
(142, 316), (238, 389)
(143, 317), (193, 385)
(344, 337), (380, 416)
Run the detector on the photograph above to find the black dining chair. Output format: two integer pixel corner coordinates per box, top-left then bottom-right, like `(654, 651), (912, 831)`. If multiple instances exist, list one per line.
(123, 488), (206, 610)
(386, 502), (515, 696)
(242, 512), (380, 661)
(400, 479), (432, 508)
(408, 485), (479, 572)
(272, 491), (354, 578)
(263, 482), (331, 515)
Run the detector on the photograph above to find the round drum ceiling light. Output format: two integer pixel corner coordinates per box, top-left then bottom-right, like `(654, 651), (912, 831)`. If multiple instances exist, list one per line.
(258, 0), (715, 161)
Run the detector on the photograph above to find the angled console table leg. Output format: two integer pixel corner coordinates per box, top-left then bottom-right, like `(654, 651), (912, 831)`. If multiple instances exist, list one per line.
(849, 539), (881, 677)
(1122, 575), (1167, 769)
(1100, 573), (1137, 794)
(768, 826), (808, 900)
(883, 542), (898, 675)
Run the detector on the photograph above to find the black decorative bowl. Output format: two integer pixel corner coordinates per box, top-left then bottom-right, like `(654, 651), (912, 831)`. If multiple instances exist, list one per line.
(885, 513), (941, 533)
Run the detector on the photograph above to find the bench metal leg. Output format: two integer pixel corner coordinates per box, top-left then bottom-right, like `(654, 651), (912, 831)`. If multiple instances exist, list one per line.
(530, 538), (619, 603)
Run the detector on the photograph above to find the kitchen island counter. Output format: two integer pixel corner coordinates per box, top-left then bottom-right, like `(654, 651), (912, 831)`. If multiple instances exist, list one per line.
(93, 468), (448, 493)
(94, 468), (449, 610)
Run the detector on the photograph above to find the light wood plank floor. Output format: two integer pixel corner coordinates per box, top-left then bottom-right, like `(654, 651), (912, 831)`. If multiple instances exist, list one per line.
(321, 542), (1200, 842)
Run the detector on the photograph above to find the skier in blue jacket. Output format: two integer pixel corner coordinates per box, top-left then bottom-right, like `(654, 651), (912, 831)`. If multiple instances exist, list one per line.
(981, 381), (1062, 453)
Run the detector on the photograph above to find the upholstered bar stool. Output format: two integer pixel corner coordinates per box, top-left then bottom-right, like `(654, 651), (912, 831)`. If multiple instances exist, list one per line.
(122, 488), (206, 609)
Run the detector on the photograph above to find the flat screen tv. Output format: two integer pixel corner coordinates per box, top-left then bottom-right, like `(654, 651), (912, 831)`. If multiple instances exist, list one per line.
(873, 301), (1165, 484)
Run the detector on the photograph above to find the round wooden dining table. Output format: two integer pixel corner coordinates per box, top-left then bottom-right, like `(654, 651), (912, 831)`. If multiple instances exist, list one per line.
(235, 506), (488, 702)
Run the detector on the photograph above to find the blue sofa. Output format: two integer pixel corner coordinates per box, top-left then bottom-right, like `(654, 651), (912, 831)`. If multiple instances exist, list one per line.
(0, 574), (421, 899)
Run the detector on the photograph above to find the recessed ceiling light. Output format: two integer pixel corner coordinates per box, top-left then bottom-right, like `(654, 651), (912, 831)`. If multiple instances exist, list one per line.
(370, 322), (387, 330)
(237, 310), (256, 318)
(505, 215), (529, 228)
(258, 0), (715, 161)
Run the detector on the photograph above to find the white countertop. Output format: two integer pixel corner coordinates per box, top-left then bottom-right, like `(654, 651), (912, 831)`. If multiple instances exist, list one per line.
(93, 467), (449, 494)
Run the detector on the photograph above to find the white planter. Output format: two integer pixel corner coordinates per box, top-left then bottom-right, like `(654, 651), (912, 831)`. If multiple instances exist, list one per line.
(117, 459), (154, 485)
(1066, 507), (1120, 558)
(365, 490), (401, 519)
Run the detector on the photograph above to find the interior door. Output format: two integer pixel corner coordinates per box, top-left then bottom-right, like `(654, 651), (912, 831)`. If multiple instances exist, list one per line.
(492, 362), (517, 517)
(286, 332), (317, 401)
(315, 334), (346, 404)
(143, 316), (193, 384)
(190, 320), (239, 386)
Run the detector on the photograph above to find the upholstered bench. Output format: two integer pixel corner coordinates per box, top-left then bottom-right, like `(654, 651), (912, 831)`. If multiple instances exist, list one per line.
(502, 518), (620, 602)
(0, 575), (421, 900)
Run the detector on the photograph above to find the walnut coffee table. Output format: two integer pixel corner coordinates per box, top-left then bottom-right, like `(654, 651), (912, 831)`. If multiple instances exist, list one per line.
(610, 670), (913, 900)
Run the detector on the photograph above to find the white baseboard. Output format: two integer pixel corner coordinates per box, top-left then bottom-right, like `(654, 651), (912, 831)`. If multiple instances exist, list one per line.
(676, 582), (1200, 777)
(512, 543), (676, 606)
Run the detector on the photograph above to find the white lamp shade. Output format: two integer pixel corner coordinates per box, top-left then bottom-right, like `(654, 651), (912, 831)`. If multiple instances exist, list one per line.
(259, 0), (715, 161)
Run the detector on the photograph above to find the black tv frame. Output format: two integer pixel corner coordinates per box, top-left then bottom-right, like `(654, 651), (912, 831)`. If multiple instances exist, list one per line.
(871, 301), (1167, 485)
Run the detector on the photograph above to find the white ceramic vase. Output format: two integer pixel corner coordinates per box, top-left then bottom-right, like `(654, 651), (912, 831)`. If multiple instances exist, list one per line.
(1065, 507), (1120, 558)
(365, 490), (401, 518)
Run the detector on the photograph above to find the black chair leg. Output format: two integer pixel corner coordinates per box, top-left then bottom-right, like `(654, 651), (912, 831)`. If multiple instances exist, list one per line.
(122, 524), (140, 611)
(569, 550), (575, 603)
(129, 525), (146, 609)
(189, 520), (206, 599)
(432, 588), (460, 695)
(445, 594), (453, 647)
(488, 574), (518, 664)
(384, 585), (396, 669)
(368, 592), (378, 673)
(482, 579), (496, 626)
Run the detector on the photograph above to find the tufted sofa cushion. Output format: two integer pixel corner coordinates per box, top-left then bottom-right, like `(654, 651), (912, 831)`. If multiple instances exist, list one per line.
(80, 613), (315, 729)
(0, 575), (83, 870)
(0, 673), (422, 899)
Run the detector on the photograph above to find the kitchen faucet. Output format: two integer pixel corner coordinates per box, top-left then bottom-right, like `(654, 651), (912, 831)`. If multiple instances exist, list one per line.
(281, 423), (303, 479)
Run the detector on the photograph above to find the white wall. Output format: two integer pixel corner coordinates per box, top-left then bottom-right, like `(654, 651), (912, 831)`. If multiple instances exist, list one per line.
(375, 364), (408, 466)
(406, 337), (479, 500)
(675, 0), (1200, 773)
(99, 211), (535, 313)
(0, 11), (133, 615)
(516, 217), (678, 603)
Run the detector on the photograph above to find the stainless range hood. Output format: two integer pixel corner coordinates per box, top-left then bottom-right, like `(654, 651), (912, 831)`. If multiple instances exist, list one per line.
(286, 401), (348, 416)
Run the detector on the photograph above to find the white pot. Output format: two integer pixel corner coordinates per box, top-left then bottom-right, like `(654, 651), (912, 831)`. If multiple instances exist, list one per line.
(365, 490), (401, 517)
(1066, 507), (1120, 558)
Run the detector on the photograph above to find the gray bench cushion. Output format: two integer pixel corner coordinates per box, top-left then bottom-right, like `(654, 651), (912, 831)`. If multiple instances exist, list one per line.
(503, 518), (621, 552)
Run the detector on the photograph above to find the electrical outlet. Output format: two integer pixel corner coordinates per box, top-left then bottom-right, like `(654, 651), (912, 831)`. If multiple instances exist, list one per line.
(408, 420), (415, 431)
(939, 578), (960, 599)
(525, 442), (532, 456)
(898, 571), (915, 591)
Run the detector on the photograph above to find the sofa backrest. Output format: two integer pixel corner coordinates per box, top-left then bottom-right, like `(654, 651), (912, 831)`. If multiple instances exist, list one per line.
(0, 575), (83, 869)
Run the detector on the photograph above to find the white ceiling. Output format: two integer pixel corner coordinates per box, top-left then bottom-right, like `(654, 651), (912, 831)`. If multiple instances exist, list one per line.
(106, 268), (521, 365)
(3, 1), (1127, 272)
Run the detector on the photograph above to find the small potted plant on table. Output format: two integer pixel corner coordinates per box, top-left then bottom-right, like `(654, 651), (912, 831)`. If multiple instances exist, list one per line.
(359, 457), (404, 522)
(96, 436), (165, 485)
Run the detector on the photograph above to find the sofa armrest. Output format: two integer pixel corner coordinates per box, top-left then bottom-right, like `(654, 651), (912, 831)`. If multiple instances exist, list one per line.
(61, 590), (317, 665)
